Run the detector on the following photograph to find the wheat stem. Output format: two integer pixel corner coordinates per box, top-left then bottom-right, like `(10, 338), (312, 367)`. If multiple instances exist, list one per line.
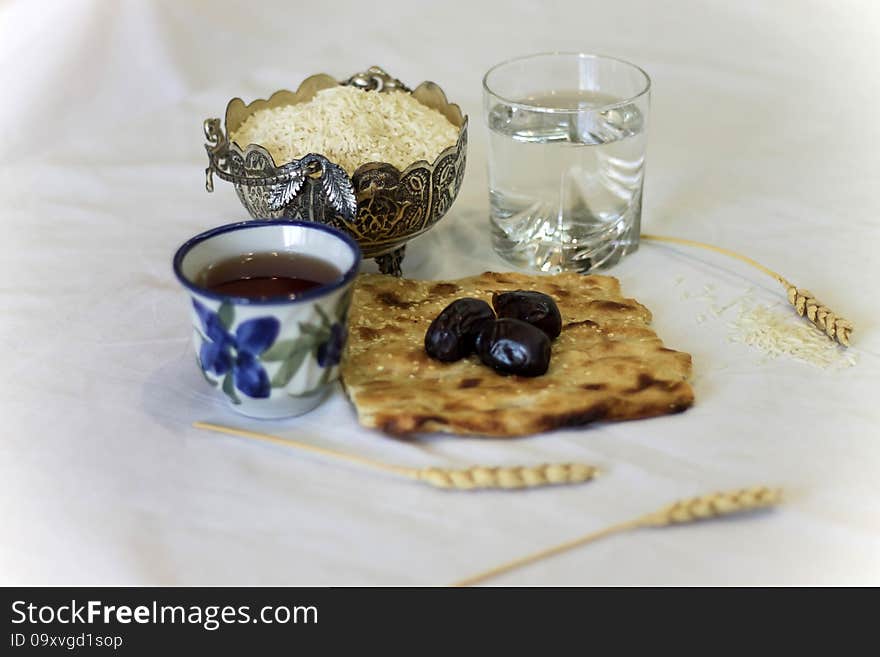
(192, 422), (599, 491)
(193, 422), (412, 476)
(453, 486), (782, 586)
(642, 233), (853, 346)
(453, 520), (640, 587)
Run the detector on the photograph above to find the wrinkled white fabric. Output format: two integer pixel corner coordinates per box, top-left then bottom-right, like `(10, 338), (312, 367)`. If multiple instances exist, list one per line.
(1, 0), (878, 585)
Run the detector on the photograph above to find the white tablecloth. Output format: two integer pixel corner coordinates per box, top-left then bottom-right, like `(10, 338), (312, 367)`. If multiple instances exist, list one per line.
(2, 0), (878, 585)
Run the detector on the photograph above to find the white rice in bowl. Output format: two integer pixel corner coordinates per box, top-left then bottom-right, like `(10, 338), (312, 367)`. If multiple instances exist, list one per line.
(230, 86), (460, 175)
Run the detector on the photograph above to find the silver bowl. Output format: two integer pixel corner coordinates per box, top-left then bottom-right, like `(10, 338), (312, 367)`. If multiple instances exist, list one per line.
(203, 66), (468, 276)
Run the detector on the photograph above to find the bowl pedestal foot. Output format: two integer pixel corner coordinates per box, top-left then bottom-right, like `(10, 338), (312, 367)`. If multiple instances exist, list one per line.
(374, 246), (406, 277)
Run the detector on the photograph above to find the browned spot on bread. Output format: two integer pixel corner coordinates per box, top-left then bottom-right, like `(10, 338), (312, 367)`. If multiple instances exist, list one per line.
(626, 373), (682, 393)
(455, 415), (506, 436)
(563, 319), (598, 331)
(458, 378), (482, 389)
(378, 291), (416, 309)
(429, 283), (460, 295)
(590, 300), (634, 312)
(541, 404), (609, 430)
(358, 326), (381, 340)
(581, 383), (607, 391)
(486, 272), (515, 284)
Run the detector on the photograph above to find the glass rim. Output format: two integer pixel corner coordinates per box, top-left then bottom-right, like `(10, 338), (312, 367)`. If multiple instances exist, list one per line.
(482, 51), (651, 114)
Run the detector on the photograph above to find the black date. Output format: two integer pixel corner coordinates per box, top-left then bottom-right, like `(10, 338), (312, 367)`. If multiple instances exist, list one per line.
(492, 290), (562, 339)
(424, 298), (495, 362)
(475, 318), (551, 377)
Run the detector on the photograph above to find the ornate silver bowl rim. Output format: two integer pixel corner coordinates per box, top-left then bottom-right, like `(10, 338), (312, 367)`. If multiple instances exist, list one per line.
(203, 67), (468, 208)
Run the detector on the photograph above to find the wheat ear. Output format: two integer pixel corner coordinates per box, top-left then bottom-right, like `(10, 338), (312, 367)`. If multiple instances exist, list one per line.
(785, 287), (853, 346)
(642, 234), (853, 346)
(193, 422), (599, 491)
(417, 463), (598, 490)
(636, 485), (782, 526)
(453, 486), (782, 586)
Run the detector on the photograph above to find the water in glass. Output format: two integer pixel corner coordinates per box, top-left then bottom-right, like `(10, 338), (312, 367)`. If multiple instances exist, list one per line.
(488, 90), (646, 272)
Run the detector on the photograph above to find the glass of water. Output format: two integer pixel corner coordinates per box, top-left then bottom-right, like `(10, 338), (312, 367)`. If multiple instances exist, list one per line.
(484, 52), (650, 272)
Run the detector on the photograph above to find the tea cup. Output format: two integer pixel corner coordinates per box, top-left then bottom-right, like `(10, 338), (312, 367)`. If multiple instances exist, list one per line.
(173, 219), (361, 419)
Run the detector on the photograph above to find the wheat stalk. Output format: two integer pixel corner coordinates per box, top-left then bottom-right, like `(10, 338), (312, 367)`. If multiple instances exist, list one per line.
(453, 486), (782, 586)
(193, 422), (599, 491)
(642, 234), (853, 346)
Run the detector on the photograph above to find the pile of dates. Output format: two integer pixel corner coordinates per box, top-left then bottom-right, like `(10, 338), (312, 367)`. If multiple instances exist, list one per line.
(424, 290), (562, 377)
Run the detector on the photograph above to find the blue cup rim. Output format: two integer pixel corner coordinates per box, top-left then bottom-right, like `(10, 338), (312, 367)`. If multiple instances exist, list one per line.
(173, 219), (362, 306)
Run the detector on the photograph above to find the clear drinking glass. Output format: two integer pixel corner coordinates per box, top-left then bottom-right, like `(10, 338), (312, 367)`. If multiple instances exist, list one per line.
(484, 52), (651, 272)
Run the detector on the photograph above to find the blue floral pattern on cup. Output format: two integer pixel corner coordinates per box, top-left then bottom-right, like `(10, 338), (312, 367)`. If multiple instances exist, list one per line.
(317, 323), (346, 368)
(192, 288), (352, 406)
(258, 293), (352, 397)
(193, 298), (279, 400)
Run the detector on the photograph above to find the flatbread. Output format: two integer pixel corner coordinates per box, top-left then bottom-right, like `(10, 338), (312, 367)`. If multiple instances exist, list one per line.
(341, 272), (694, 437)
